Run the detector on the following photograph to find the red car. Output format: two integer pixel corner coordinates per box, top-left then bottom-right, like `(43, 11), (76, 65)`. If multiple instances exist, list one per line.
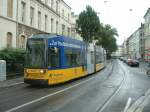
(127, 59), (139, 67)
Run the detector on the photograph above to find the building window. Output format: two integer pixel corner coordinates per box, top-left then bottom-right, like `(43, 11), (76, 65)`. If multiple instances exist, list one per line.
(45, 15), (48, 31)
(7, 0), (13, 18)
(56, 21), (58, 34)
(38, 11), (41, 29)
(51, 0), (54, 9)
(62, 24), (65, 35)
(68, 13), (70, 21)
(51, 18), (54, 33)
(30, 7), (34, 26)
(62, 9), (64, 18)
(67, 27), (70, 36)
(21, 1), (26, 23)
(56, 1), (59, 13)
(7, 32), (13, 48)
(45, 0), (48, 4)
(20, 35), (26, 48)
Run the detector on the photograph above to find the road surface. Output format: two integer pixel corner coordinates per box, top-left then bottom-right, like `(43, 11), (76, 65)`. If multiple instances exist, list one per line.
(0, 60), (150, 112)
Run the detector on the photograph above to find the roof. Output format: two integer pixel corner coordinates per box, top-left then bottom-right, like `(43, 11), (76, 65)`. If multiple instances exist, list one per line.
(144, 8), (150, 18)
(61, 0), (71, 9)
(30, 33), (59, 39)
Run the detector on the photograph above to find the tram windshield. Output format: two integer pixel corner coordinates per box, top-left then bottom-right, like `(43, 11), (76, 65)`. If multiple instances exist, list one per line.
(26, 39), (46, 68)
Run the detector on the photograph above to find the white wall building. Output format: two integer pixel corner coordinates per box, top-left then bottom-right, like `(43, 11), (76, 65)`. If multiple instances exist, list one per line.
(122, 39), (127, 57)
(71, 12), (82, 40)
(127, 29), (141, 59)
(111, 45), (123, 57)
(0, 0), (79, 49)
(144, 8), (150, 61)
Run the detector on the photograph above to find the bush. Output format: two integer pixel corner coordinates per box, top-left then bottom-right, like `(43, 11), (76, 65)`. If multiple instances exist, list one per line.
(0, 48), (26, 76)
(0, 48), (26, 62)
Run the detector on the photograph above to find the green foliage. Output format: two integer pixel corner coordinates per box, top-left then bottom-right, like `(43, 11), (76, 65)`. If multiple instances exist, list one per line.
(96, 24), (118, 57)
(76, 5), (100, 43)
(76, 5), (118, 57)
(0, 48), (26, 62)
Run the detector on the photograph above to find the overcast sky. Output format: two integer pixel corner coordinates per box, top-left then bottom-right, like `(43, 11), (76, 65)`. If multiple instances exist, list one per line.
(64, 0), (150, 45)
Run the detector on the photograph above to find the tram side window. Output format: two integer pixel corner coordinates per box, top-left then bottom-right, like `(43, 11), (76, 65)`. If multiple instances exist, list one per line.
(48, 47), (60, 68)
(91, 51), (94, 64)
(65, 49), (81, 67)
(96, 52), (101, 64)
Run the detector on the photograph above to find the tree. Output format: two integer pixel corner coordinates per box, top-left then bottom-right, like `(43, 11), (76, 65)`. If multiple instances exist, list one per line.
(76, 5), (100, 43)
(96, 24), (118, 58)
(76, 5), (118, 59)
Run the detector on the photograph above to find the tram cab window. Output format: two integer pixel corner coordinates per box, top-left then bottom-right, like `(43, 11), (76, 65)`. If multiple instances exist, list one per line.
(48, 47), (60, 68)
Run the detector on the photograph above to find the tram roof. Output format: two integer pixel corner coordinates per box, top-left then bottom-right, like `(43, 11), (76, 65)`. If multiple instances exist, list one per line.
(30, 33), (85, 44)
(30, 33), (58, 39)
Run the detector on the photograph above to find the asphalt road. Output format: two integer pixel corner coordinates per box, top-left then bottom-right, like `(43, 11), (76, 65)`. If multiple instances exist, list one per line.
(0, 60), (150, 112)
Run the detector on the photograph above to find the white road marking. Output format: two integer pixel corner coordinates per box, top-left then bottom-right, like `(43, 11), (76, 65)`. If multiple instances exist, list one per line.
(145, 88), (150, 96)
(0, 82), (24, 88)
(6, 82), (24, 87)
(5, 75), (97, 112)
(124, 97), (132, 112)
(135, 95), (150, 112)
(125, 96), (145, 112)
(126, 89), (150, 112)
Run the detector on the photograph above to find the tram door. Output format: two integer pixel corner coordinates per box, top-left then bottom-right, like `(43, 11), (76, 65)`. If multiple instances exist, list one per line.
(87, 44), (95, 74)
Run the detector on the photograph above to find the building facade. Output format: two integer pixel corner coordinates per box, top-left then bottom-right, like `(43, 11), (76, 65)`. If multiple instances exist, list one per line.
(71, 12), (82, 40)
(144, 8), (150, 61)
(0, 0), (78, 49)
(122, 39), (127, 57)
(126, 28), (141, 59)
(139, 24), (144, 59)
(111, 45), (123, 58)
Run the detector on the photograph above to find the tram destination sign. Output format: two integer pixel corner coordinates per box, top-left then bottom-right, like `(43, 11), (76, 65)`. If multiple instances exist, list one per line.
(49, 40), (81, 49)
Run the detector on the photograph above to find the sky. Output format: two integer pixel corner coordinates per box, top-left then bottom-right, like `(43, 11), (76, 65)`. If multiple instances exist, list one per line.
(64, 0), (150, 45)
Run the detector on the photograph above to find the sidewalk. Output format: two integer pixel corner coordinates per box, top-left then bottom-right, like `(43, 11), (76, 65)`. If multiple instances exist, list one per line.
(140, 61), (149, 70)
(137, 61), (149, 73)
(0, 77), (24, 88)
(125, 88), (150, 112)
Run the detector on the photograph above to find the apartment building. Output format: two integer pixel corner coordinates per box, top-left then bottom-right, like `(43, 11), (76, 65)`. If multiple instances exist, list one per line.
(122, 39), (127, 57)
(0, 0), (77, 49)
(139, 24), (144, 59)
(144, 8), (150, 61)
(111, 45), (123, 57)
(126, 29), (141, 59)
(71, 12), (82, 40)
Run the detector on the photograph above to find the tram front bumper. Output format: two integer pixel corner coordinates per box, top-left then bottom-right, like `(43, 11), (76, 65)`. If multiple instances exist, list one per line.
(24, 78), (48, 85)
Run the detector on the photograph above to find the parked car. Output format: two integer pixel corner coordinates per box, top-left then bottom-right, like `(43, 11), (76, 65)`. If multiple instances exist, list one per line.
(119, 57), (124, 61)
(127, 59), (139, 67)
(146, 62), (150, 77)
(123, 57), (128, 63)
(146, 69), (150, 77)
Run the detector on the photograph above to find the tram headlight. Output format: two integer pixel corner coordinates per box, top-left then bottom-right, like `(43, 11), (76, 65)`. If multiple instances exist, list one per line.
(40, 69), (46, 74)
(40, 70), (44, 73)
